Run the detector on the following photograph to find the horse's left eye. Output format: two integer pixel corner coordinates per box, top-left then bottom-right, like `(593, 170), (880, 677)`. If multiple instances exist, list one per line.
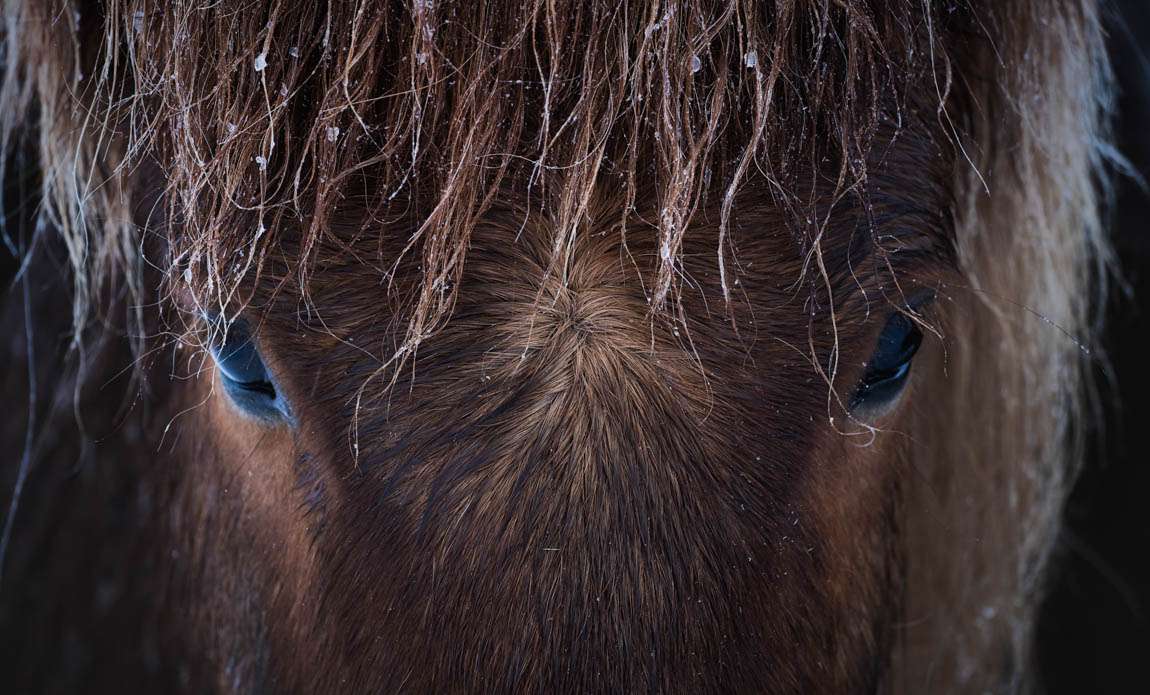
(849, 310), (924, 414)
(209, 319), (292, 423)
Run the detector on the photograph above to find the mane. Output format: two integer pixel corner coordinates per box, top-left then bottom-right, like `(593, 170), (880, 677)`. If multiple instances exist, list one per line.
(3, 1), (955, 349)
(0, 0), (1113, 690)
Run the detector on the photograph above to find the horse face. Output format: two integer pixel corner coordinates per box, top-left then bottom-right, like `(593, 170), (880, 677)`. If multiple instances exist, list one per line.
(174, 127), (957, 692)
(6, 2), (1105, 692)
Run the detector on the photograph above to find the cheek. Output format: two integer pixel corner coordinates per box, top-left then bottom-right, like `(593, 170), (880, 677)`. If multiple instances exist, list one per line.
(808, 427), (906, 560)
(797, 416), (910, 660)
(202, 371), (299, 506)
(172, 372), (323, 688)
(206, 371), (321, 575)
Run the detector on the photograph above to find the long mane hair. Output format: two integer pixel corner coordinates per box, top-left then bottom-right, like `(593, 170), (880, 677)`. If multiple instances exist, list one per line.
(1, 1), (1113, 690)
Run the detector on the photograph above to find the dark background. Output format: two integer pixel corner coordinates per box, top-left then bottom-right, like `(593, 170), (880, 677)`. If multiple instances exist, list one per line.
(0, 3), (1148, 691)
(1037, 1), (1150, 691)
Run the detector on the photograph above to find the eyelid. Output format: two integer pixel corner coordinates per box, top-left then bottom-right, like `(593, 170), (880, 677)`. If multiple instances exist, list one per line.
(213, 334), (267, 385)
(900, 288), (937, 317)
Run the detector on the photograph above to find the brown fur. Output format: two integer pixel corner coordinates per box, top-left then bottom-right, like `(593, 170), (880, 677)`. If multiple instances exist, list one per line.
(0, 1), (1111, 692)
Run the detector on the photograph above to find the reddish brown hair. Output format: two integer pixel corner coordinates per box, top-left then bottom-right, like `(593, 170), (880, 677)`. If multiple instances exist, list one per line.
(0, 1), (1113, 691)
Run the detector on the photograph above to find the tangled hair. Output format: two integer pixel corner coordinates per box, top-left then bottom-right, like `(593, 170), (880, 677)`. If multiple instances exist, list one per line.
(0, 0), (1113, 690)
(5, 1), (976, 349)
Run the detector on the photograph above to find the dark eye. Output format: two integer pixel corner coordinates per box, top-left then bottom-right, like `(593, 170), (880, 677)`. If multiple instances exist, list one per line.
(209, 318), (292, 423)
(849, 310), (924, 414)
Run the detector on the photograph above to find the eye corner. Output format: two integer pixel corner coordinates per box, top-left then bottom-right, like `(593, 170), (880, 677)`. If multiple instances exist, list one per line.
(217, 375), (294, 424)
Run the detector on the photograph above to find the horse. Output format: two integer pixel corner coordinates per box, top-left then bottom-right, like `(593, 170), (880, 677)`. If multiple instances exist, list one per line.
(0, 1), (1113, 692)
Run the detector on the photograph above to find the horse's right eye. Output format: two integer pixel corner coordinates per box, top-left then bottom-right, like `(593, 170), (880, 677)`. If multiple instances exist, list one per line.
(208, 319), (292, 424)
